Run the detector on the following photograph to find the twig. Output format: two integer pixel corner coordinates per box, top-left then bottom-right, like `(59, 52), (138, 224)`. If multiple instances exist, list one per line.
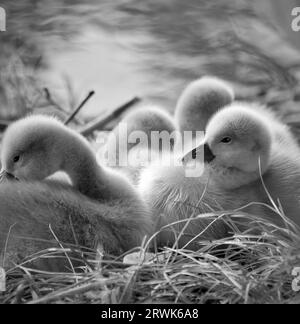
(64, 91), (95, 126)
(48, 224), (76, 280)
(27, 279), (118, 304)
(2, 223), (17, 268)
(80, 97), (141, 137)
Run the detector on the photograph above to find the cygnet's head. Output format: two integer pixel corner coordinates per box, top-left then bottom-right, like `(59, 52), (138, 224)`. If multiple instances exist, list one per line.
(182, 103), (273, 189)
(0, 115), (82, 181)
(105, 105), (177, 167)
(117, 106), (177, 147)
(125, 106), (176, 134)
(175, 76), (235, 133)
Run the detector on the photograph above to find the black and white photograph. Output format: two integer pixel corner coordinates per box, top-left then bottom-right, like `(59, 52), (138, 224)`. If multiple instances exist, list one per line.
(0, 0), (300, 306)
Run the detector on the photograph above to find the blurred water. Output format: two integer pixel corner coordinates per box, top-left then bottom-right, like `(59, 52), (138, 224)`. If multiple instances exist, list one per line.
(34, 0), (257, 118)
(40, 28), (150, 117)
(2, 0), (300, 120)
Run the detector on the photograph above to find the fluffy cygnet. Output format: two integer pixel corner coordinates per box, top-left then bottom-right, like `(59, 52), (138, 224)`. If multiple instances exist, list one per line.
(139, 103), (300, 249)
(0, 181), (151, 272)
(104, 106), (177, 183)
(0, 116), (152, 265)
(175, 76), (235, 134)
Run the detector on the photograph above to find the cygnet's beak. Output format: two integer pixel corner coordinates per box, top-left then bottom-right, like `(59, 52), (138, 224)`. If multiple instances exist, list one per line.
(182, 143), (216, 164)
(0, 169), (19, 183)
(203, 143), (216, 163)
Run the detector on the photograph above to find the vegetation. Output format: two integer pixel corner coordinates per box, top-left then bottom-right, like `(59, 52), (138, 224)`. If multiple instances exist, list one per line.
(1, 209), (299, 304)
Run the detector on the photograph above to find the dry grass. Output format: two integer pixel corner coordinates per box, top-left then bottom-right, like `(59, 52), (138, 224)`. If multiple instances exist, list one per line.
(0, 206), (299, 304)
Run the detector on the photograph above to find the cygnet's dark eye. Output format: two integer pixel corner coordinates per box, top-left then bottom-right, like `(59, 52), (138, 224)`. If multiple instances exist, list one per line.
(220, 137), (232, 144)
(13, 156), (20, 163)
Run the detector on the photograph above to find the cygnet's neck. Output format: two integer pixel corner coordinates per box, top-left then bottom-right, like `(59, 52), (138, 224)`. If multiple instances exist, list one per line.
(208, 158), (270, 190)
(209, 168), (258, 190)
(58, 129), (111, 201)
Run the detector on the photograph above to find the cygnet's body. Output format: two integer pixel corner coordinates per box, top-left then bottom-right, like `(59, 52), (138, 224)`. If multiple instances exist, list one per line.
(139, 160), (230, 249)
(0, 115), (152, 270)
(104, 106), (177, 183)
(175, 77), (235, 134)
(246, 103), (300, 152)
(140, 103), (300, 249)
(0, 181), (150, 272)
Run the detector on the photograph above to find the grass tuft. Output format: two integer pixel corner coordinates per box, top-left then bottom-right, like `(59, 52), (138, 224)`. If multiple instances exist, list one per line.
(0, 208), (299, 304)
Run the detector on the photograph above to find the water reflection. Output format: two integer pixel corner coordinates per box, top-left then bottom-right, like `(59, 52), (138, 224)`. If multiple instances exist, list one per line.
(1, 0), (300, 121)
(40, 28), (150, 117)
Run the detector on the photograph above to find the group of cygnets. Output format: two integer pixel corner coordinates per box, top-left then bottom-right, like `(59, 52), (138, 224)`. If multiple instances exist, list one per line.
(0, 76), (300, 272)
